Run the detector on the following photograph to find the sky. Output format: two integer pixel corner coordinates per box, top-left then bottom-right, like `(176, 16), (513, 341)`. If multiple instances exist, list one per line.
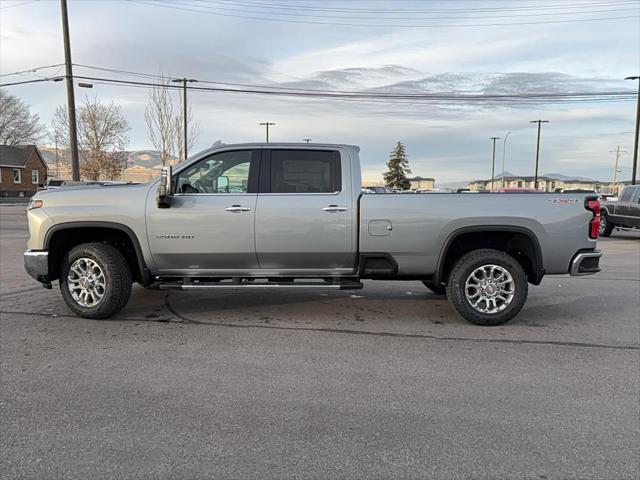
(0, 0), (639, 184)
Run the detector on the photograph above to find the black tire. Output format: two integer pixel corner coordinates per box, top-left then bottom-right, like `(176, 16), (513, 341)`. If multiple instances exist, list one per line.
(422, 281), (446, 295)
(59, 243), (132, 319)
(599, 213), (614, 237)
(446, 248), (528, 326)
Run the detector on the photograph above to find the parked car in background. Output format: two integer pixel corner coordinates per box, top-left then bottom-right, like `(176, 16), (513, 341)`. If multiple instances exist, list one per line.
(43, 179), (65, 190)
(363, 186), (394, 193)
(599, 185), (640, 236)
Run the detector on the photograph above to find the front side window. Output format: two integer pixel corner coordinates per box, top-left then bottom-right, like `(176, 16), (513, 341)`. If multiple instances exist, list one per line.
(31, 170), (38, 184)
(269, 150), (341, 193)
(12, 169), (21, 183)
(175, 150), (252, 194)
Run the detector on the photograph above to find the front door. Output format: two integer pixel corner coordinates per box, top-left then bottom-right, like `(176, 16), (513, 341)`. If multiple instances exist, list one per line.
(146, 149), (260, 275)
(254, 148), (356, 275)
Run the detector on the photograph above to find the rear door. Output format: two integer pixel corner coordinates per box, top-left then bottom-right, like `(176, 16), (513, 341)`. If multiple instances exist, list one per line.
(254, 148), (356, 274)
(146, 149), (260, 275)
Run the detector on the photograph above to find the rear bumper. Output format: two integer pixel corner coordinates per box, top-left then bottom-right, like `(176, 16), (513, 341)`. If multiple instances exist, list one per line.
(570, 249), (602, 276)
(24, 250), (50, 284)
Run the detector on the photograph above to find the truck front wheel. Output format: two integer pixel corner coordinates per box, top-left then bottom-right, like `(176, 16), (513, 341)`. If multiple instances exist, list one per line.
(59, 243), (132, 319)
(446, 249), (528, 326)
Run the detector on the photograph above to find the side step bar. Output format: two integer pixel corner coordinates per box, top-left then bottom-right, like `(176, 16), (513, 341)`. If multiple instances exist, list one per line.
(158, 279), (364, 291)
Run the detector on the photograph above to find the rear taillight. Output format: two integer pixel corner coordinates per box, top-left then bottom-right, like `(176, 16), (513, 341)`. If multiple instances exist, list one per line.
(586, 199), (600, 239)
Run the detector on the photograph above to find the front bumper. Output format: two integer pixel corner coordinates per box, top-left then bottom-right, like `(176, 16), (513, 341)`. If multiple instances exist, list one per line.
(24, 250), (50, 284)
(570, 249), (602, 276)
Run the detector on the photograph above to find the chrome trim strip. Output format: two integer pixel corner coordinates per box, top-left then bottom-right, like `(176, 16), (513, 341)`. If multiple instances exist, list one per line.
(570, 250), (602, 276)
(24, 250), (49, 281)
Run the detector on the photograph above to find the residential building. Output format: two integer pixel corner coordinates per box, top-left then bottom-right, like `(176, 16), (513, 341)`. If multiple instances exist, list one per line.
(407, 176), (435, 190)
(0, 145), (48, 198)
(467, 175), (614, 193)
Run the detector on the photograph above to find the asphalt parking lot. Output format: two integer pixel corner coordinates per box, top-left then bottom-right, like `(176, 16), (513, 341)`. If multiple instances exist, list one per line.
(1, 204), (638, 479)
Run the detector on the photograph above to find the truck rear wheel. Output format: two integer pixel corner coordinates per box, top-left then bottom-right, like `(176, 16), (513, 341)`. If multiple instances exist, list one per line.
(59, 243), (132, 319)
(446, 249), (528, 326)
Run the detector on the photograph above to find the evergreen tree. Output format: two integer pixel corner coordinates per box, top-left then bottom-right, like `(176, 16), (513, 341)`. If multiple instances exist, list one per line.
(383, 141), (411, 190)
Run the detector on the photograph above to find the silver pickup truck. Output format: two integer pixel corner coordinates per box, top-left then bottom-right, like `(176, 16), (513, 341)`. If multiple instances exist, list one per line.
(24, 143), (602, 326)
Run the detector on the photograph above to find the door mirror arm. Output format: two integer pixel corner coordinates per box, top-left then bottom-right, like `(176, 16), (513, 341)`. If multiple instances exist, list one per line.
(157, 166), (173, 208)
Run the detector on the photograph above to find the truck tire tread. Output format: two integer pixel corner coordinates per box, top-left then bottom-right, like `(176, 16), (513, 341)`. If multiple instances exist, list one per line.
(59, 242), (132, 319)
(446, 248), (528, 326)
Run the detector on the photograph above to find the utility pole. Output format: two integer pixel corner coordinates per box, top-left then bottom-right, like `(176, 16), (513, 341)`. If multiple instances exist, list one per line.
(610, 146), (626, 195)
(625, 76), (639, 185)
(171, 78), (197, 160)
(501, 131), (511, 188)
(490, 136), (500, 191)
(60, 0), (80, 181)
(530, 119), (549, 189)
(303, 138), (312, 143)
(260, 122), (275, 142)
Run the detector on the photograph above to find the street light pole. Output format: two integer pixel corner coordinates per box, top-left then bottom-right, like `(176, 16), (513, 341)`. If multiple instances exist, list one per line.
(260, 122), (276, 142)
(501, 131), (511, 188)
(625, 76), (639, 185)
(60, 0), (80, 181)
(530, 119), (549, 189)
(490, 136), (500, 191)
(171, 78), (198, 160)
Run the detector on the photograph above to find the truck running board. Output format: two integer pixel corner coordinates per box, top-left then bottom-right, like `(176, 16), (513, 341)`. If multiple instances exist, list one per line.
(157, 279), (364, 291)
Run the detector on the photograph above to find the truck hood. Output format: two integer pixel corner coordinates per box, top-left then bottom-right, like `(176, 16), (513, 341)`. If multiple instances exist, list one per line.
(34, 182), (153, 209)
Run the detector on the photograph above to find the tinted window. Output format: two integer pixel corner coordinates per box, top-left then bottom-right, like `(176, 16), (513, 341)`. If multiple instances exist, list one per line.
(176, 150), (252, 194)
(633, 187), (640, 204)
(270, 150), (341, 193)
(619, 187), (634, 203)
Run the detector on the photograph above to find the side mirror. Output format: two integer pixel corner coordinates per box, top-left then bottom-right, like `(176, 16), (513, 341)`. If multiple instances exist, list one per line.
(157, 166), (173, 208)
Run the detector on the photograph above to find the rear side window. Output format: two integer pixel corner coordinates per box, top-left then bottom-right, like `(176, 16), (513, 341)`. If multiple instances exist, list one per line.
(619, 187), (634, 202)
(269, 150), (341, 193)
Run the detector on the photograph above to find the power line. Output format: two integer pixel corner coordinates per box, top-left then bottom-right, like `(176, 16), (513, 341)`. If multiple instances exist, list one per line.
(0, 0), (39, 10)
(66, 63), (639, 100)
(127, 0), (639, 27)
(0, 77), (59, 87)
(0, 63), (65, 78)
(152, 0), (639, 21)
(1, 73), (636, 106)
(204, 0), (638, 14)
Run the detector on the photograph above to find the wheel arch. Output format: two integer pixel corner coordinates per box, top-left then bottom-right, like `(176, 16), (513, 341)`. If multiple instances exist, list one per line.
(44, 221), (153, 285)
(434, 226), (544, 286)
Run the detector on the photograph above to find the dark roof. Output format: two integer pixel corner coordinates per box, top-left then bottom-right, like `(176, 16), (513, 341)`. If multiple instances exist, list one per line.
(0, 145), (45, 168)
(407, 176), (435, 181)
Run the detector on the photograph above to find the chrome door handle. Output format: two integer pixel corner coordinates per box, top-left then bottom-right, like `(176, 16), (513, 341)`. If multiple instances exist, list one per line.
(225, 205), (251, 212)
(322, 205), (348, 212)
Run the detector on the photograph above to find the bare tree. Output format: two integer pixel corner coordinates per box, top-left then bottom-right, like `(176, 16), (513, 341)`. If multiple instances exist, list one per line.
(52, 97), (130, 180)
(145, 77), (199, 166)
(0, 89), (45, 145)
(145, 76), (176, 167)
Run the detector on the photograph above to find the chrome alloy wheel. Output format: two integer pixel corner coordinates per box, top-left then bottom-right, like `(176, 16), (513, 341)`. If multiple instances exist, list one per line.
(67, 258), (106, 308)
(464, 264), (515, 314)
